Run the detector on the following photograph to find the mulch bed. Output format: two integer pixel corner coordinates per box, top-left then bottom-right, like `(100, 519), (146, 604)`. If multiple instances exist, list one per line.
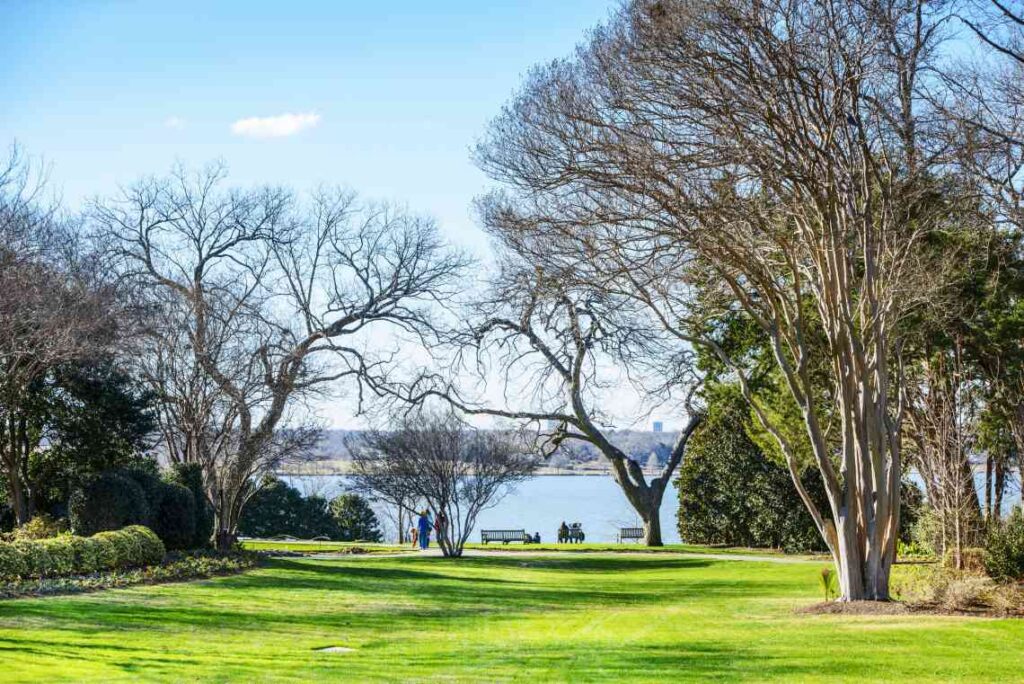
(798, 599), (1024, 618)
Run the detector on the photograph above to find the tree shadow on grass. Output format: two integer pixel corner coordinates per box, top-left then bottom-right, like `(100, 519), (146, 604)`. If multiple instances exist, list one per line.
(391, 641), (824, 682)
(0, 555), (791, 641)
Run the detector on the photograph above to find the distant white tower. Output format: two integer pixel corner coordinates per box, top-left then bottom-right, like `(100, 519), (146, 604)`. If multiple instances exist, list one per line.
(652, 421), (663, 433)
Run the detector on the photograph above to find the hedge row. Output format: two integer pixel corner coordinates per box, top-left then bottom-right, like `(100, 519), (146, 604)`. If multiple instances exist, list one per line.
(0, 526), (165, 580)
(0, 551), (260, 600)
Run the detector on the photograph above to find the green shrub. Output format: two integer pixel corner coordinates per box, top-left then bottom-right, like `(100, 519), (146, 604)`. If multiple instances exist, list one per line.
(90, 535), (119, 571)
(121, 525), (165, 565)
(65, 536), (101, 574)
(330, 493), (383, 542)
(676, 398), (827, 552)
(13, 539), (56, 577)
(69, 471), (149, 536)
(166, 463), (213, 548)
(117, 467), (165, 527)
(0, 541), (28, 580)
(13, 514), (69, 541)
(239, 477), (340, 539)
(985, 509), (1024, 582)
(94, 529), (142, 567)
(818, 566), (838, 601)
(152, 482), (197, 550)
(0, 527), (165, 580)
(36, 537), (76, 576)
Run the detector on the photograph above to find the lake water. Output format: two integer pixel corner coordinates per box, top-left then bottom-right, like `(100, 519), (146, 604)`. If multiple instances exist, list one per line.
(282, 474), (681, 544)
(284, 469), (1023, 545)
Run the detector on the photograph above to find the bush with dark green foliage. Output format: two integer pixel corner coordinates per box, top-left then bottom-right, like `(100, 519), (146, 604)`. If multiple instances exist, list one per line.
(152, 482), (197, 550)
(116, 466), (165, 525)
(0, 525), (164, 580)
(26, 362), (157, 518)
(68, 472), (149, 537)
(985, 509), (1024, 582)
(678, 390), (923, 553)
(239, 477), (339, 539)
(165, 463), (213, 548)
(68, 466), (208, 551)
(330, 493), (383, 542)
(0, 499), (14, 534)
(677, 399), (828, 553)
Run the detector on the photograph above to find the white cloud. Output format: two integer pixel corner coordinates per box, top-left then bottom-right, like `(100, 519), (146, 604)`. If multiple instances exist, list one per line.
(230, 112), (321, 139)
(164, 116), (186, 130)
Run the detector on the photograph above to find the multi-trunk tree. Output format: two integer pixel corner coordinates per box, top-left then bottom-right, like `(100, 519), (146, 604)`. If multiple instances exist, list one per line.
(350, 411), (537, 557)
(475, 0), (981, 599)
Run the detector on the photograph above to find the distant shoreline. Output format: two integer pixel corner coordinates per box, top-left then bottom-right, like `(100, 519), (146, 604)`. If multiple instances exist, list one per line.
(276, 466), (658, 478)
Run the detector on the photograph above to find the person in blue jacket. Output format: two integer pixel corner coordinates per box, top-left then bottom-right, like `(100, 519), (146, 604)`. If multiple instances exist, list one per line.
(417, 510), (433, 550)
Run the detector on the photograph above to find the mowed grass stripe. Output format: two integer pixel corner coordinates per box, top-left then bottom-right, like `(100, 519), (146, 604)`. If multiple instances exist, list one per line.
(0, 554), (1020, 682)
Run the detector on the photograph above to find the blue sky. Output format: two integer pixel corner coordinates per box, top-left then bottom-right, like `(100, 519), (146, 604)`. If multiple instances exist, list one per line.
(1, 0), (671, 430)
(1, 0), (611, 255)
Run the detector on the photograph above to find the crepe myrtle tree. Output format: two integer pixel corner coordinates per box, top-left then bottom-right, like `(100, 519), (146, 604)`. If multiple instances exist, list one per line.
(95, 164), (466, 549)
(349, 411), (537, 557)
(474, 0), (984, 598)
(404, 259), (702, 546)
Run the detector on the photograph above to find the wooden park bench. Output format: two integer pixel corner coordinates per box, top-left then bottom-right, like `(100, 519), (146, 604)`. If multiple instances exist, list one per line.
(617, 527), (644, 543)
(481, 529), (532, 545)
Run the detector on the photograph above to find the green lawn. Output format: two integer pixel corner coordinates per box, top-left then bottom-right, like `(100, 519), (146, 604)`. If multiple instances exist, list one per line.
(239, 540), (409, 554)
(462, 542), (805, 556)
(0, 553), (1020, 682)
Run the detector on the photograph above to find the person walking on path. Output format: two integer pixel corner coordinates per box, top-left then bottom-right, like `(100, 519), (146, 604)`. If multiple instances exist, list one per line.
(417, 510), (433, 550)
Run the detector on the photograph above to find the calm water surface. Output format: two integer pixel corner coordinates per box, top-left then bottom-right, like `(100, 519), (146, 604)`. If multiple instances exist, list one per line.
(283, 474), (681, 544)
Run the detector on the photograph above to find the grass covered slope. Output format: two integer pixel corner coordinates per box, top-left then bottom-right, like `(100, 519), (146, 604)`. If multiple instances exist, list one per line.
(0, 554), (1021, 682)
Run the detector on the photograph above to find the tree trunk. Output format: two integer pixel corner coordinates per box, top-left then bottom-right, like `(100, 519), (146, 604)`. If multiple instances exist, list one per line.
(642, 501), (664, 546)
(994, 460), (1006, 521)
(985, 456), (994, 519)
(215, 528), (236, 552)
(8, 474), (29, 527)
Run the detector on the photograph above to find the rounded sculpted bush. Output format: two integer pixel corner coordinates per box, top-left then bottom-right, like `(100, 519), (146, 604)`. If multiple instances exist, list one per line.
(153, 482), (197, 550)
(94, 529), (141, 567)
(166, 463), (213, 549)
(37, 538), (76, 577)
(90, 535), (119, 571)
(0, 526), (167, 579)
(65, 535), (102, 574)
(69, 472), (149, 536)
(0, 541), (28, 580)
(122, 525), (165, 565)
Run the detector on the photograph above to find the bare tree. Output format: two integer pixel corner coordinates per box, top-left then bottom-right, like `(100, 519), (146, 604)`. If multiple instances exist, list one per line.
(475, 0), (976, 599)
(350, 411), (537, 557)
(905, 347), (985, 567)
(408, 260), (701, 545)
(0, 147), (117, 523)
(95, 164), (466, 549)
